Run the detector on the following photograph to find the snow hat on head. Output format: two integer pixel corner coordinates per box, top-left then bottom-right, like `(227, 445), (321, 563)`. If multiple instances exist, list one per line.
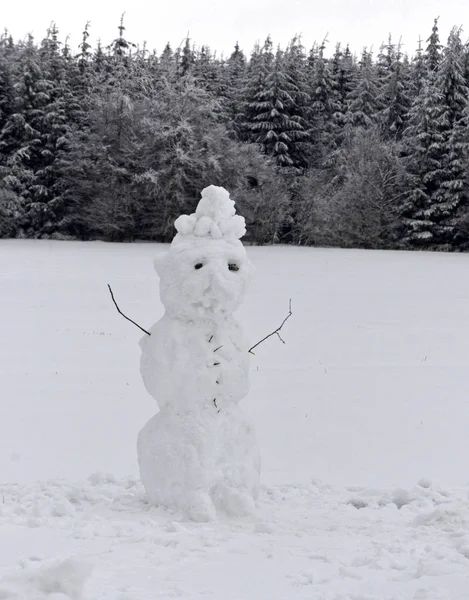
(172, 185), (246, 246)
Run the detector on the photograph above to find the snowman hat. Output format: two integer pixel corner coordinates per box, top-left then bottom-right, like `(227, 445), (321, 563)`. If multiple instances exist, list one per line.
(172, 185), (246, 245)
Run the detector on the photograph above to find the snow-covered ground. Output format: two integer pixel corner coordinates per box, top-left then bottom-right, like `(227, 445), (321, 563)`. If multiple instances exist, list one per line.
(1, 239), (469, 599)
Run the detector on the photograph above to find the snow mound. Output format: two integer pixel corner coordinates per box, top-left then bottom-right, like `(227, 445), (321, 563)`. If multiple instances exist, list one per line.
(0, 558), (91, 600)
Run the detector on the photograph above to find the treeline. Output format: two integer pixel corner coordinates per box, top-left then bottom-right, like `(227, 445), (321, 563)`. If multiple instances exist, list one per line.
(1, 18), (469, 250)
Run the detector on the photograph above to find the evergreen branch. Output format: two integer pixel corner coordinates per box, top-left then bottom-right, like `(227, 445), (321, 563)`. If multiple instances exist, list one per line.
(107, 284), (151, 336)
(248, 300), (292, 355)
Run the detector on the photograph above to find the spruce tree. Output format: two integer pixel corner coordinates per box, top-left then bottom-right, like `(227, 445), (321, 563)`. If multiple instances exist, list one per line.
(240, 37), (274, 143)
(109, 13), (135, 61)
(331, 44), (355, 126)
(307, 40), (337, 164)
(378, 41), (412, 139)
(179, 38), (195, 77)
(218, 42), (247, 137)
(283, 36), (310, 158)
(0, 35), (15, 156)
(0, 35), (53, 235)
(346, 49), (380, 129)
(402, 27), (469, 248)
(425, 18), (442, 74)
(434, 27), (469, 245)
(243, 46), (308, 168)
(193, 45), (220, 95)
(411, 37), (427, 98)
(159, 43), (177, 82)
(401, 80), (445, 245)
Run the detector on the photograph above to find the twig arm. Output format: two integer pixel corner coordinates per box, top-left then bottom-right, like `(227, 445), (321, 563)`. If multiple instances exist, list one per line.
(108, 284), (151, 336)
(248, 300), (292, 354)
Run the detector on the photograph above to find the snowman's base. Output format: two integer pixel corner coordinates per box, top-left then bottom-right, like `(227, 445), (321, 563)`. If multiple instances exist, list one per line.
(185, 487), (256, 522)
(137, 407), (260, 521)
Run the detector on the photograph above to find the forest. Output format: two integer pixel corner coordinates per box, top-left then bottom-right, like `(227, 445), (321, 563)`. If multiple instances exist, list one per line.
(1, 17), (469, 250)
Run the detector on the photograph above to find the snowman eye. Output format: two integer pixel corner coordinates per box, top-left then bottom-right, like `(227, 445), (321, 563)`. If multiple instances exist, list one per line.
(194, 263), (204, 270)
(228, 263), (239, 272)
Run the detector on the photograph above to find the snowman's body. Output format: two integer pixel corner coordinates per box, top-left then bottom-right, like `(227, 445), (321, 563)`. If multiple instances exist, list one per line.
(138, 187), (260, 521)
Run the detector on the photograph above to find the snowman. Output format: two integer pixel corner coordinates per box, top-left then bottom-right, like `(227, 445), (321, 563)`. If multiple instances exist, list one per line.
(138, 185), (260, 521)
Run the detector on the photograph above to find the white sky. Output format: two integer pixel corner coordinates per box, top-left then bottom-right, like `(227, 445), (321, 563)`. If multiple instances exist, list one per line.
(3, 0), (469, 59)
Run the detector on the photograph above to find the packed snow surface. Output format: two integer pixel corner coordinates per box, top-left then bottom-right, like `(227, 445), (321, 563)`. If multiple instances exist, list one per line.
(1, 240), (469, 598)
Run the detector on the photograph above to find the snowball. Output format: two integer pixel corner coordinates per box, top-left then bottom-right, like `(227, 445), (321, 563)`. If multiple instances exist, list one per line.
(195, 185), (235, 222)
(174, 214), (197, 236)
(219, 214), (246, 239)
(138, 407), (260, 521)
(194, 216), (213, 237)
(209, 221), (223, 239)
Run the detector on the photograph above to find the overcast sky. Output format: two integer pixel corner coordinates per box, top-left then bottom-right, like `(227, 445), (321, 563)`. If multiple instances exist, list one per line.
(3, 0), (469, 58)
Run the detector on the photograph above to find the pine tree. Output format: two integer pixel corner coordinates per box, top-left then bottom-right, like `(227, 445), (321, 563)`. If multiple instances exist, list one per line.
(109, 13), (135, 61)
(411, 37), (427, 98)
(218, 42), (247, 137)
(376, 37), (394, 89)
(434, 27), (469, 245)
(240, 37), (274, 143)
(346, 49), (380, 129)
(331, 44), (355, 127)
(402, 27), (469, 248)
(40, 24), (90, 236)
(0, 32), (23, 236)
(425, 18), (442, 74)
(243, 46), (308, 168)
(0, 35), (53, 235)
(58, 18), (140, 240)
(0, 33), (15, 154)
(179, 38), (195, 77)
(159, 43), (177, 82)
(283, 36), (310, 158)
(307, 39), (337, 163)
(226, 41), (246, 81)
(401, 80), (445, 245)
(77, 22), (92, 76)
(378, 40), (412, 139)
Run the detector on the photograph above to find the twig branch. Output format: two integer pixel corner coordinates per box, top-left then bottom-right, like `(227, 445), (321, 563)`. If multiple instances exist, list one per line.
(248, 300), (292, 355)
(107, 284), (151, 336)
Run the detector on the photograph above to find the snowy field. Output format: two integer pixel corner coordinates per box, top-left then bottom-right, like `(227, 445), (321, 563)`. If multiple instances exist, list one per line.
(1, 239), (469, 599)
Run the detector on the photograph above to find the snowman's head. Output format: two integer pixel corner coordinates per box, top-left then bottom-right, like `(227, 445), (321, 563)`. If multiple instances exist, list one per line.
(155, 186), (254, 321)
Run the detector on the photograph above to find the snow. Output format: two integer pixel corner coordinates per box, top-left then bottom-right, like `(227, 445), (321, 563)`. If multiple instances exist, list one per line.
(174, 185), (246, 241)
(2, 239), (469, 598)
(0, 557), (91, 600)
(138, 187), (259, 520)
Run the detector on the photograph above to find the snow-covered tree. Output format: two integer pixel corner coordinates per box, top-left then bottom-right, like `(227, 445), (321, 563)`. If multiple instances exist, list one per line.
(330, 44), (356, 131)
(346, 49), (380, 129)
(411, 37), (427, 98)
(425, 18), (442, 74)
(0, 35), (52, 234)
(307, 40), (337, 164)
(179, 38), (195, 77)
(402, 27), (469, 248)
(377, 40), (412, 139)
(243, 46), (309, 168)
(218, 42), (247, 137)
